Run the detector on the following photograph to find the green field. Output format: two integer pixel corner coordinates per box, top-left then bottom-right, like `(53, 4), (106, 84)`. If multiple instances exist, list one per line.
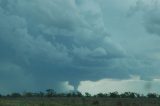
(0, 97), (160, 106)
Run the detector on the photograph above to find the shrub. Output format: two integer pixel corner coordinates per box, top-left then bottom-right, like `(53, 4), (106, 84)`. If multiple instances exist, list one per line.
(11, 93), (21, 97)
(147, 93), (158, 98)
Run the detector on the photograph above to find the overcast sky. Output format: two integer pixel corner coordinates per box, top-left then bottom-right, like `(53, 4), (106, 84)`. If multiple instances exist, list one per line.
(0, 0), (160, 94)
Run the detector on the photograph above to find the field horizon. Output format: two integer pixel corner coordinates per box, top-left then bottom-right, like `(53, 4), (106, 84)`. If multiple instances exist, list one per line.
(0, 97), (160, 106)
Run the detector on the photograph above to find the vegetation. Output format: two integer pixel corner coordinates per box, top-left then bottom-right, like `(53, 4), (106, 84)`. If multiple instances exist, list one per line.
(1, 90), (160, 106)
(1, 89), (160, 98)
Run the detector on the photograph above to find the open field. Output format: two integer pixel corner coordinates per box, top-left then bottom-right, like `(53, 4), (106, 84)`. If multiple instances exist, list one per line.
(0, 97), (160, 106)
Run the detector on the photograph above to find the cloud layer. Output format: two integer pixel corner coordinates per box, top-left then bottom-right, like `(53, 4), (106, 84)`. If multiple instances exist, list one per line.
(0, 0), (126, 93)
(0, 0), (160, 93)
(78, 76), (160, 95)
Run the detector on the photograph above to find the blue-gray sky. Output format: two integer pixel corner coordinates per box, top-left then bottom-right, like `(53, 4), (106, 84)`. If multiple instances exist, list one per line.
(0, 0), (160, 94)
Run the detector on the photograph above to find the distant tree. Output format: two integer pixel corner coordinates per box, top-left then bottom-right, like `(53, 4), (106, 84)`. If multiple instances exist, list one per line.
(32, 92), (45, 97)
(120, 92), (136, 98)
(66, 92), (72, 97)
(46, 89), (56, 97)
(11, 93), (21, 97)
(71, 92), (77, 97)
(147, 93), (158, 98)
(120, 93), (127, 98)
(109, 92), (120, 98)
(97, 93), (105, 97)
(134, 93), (140, 98)
(5, 90), (160, 98)
(65, 91), (83, 97)
(85, 92), (91, 97)
(38, 91), (45, 97)
(140, 94), (146, 98)
(104, 93), (109, 97)
(0, 94), (2, 97)
(6, 94), (11, 97)
(23, 92), (34, 97)
(76, 91), (83, 97)
(57, 93), (66, 97)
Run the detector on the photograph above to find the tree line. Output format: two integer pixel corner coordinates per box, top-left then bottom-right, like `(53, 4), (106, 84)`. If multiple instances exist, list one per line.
(0, 89), (159, 98)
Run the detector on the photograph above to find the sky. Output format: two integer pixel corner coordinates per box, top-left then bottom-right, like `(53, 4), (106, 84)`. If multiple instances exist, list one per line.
(0, 0), (160, 94)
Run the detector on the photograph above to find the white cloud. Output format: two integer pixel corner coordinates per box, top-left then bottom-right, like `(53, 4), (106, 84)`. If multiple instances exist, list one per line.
(78, 76), (160, 95)
(59, 81), (74, 92)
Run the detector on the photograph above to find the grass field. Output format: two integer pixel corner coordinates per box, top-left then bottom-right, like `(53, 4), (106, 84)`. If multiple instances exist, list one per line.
(0, 97), (160, 106)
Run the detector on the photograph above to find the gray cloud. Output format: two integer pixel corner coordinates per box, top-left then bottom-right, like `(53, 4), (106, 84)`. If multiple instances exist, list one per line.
(0, 0), (127, 92)
(1, 0), (160, 93)
(129, 0), (160, 36)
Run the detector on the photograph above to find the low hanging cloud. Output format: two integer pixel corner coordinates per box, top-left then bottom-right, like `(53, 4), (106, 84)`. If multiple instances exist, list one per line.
(78, 76), (160, 95)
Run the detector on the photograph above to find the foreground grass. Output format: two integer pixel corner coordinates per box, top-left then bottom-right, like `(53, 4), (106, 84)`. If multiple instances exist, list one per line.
(0, 97), (160, 106)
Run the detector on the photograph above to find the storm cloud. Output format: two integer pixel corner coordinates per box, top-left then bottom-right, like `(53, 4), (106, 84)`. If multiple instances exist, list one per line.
(0, 0), (126, 93)
(0, 0), (160, 94)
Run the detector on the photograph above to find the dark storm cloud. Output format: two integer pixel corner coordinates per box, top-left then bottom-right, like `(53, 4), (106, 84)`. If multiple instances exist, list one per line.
(0, 0), (127, 92)
(1, 0), (160, 93)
